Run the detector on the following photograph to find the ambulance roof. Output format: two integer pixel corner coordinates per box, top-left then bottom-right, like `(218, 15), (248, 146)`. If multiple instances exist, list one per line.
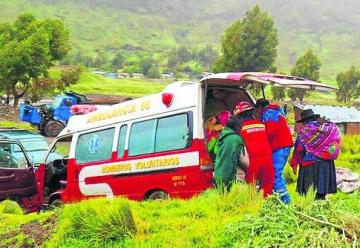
(60, 81), (200, 136)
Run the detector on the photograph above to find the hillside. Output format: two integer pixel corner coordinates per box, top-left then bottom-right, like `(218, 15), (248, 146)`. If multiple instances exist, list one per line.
(1, 0), (360, 81)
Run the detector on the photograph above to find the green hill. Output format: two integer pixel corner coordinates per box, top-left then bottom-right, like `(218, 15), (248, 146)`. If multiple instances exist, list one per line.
(1, 0), (360, 80)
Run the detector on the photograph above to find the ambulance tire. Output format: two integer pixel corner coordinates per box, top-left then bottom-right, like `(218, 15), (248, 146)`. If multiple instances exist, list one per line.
(49, 198), (64, 208)
(146, 190), (169, 201)
(45, 121), (64, 137)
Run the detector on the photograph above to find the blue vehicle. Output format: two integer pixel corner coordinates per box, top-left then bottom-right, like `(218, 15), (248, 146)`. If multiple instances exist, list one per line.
(0, 129), (62, 165)
(19, 92), (89, 137)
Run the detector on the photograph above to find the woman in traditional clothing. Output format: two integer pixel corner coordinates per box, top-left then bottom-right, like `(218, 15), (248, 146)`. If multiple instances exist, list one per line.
(291, 109), (341, 199)
(214, 116), (249, 192)
(205, 111), (232, 155)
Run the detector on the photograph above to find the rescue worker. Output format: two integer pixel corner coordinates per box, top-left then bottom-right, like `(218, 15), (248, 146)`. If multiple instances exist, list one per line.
(255, 99), (294, 204)
(214, 116), (249, 192)
(233, 101), (274, 198)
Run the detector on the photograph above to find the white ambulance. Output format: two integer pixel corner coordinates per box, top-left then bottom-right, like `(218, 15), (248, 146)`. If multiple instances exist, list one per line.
(36, 72), (335, 205)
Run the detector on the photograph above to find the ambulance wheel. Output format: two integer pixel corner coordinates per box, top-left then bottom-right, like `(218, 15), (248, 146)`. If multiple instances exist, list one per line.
(45, 121), (64, 137)
(49, 198), (64, 208)
(146, 190), (169, 201)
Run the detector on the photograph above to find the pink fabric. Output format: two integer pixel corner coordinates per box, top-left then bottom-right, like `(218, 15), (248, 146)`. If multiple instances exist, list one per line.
(216, 111), (232, 126)
(299, 121), (341, 160)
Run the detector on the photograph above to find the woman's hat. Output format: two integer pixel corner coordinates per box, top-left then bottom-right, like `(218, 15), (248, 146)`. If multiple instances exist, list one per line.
(297, 109), (320, 123)
(216, 111), (232, 126)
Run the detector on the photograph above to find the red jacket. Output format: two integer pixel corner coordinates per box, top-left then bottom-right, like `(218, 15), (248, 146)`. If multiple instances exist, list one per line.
(261, 104), (293, 151)
(240, 119), (272, 160)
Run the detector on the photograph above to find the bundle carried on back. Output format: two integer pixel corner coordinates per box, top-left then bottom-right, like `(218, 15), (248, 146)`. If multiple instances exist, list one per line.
(298, 121), (341, 160)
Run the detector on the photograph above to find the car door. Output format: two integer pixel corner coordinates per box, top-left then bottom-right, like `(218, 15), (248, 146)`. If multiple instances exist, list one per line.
(0, 140), (37, 199)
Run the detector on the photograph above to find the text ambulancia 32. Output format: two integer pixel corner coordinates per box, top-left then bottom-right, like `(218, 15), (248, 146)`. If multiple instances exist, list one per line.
(0, 73), (336, 211)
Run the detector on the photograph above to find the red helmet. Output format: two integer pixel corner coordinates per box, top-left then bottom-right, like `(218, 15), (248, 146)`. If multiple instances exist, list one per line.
(234, 101), (254, 115)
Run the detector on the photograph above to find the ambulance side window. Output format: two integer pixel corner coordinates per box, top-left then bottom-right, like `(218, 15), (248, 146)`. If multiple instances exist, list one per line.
(75, 128), (115, 163)
(128, 120), (157, 156)
(128, 113), (192, 156)
(155, 114), (189, 152)
(117, 125), (128, 158)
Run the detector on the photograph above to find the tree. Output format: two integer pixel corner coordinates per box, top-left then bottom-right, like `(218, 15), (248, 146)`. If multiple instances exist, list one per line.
(336, 66), (360, 102)
(215, 5), (278, 72)
(57, 66), (83, 88)
(167, 48), (179, 68)
(0, 14), (70, 106)
(271, 86), (286, 101)
(72, 50), (83, 65)
(93, 51), (108, 69)
(197, 45), (219, 71)
(111, 52), (125, 70)
(139, 57), (155, 75)
(27, 66), (83, 102)
(82, 55), (95, 67)
(177, 46), (192, 64)
(288, 49), (321, 102)
(147, 66), (161, 79)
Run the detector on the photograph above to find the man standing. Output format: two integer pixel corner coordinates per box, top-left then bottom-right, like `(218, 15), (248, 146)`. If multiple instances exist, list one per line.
(233, 102), (274, 198)
(256, 99), (294, 204)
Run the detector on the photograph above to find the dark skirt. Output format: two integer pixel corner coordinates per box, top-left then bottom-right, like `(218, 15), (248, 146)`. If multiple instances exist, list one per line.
(297, 160), (337, 195)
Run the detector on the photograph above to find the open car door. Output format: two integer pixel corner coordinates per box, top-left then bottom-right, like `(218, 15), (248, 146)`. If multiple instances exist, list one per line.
(200, 72), (337, 91)
(0, 140), (37, 200)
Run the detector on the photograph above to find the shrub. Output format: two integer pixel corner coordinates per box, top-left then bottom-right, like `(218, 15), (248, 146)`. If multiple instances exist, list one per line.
(0, 200), (23, 215)
(48, 198), (136, 247)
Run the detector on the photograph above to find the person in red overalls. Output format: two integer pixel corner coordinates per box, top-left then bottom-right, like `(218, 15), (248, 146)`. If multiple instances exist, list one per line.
(233, 101), (274, 198)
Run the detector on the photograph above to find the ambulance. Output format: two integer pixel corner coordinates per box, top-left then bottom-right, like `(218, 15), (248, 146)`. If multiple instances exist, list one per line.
(1, 73), (336, 210)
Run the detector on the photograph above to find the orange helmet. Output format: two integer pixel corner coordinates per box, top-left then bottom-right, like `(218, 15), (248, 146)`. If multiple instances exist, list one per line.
(234, 101), (254, 116)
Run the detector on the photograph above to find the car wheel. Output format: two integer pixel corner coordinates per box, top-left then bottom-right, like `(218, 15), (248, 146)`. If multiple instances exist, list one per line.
(50, 198), (64, 208)
(45, 121), (64, 137)
(146, 190), (169, 201)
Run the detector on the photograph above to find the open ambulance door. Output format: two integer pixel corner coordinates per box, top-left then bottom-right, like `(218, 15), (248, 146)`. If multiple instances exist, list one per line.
(200, 72), (337, 94)
(200, 72), (337, 155)
(200, 72), (336, 111)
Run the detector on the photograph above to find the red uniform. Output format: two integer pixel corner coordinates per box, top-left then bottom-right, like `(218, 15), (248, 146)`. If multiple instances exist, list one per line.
(261, 104), (293, 151)
(240, 119), (274, 197)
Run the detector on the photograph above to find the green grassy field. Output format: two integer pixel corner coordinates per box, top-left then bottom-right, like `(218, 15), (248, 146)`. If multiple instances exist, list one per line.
(67, 72), (168, 98)
(1, 185), (359, 248)
(65, 69), (344, 104)
(0, 121), (36, 131)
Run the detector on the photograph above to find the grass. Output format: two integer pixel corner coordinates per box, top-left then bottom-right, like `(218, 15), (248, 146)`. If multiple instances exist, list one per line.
(0, 201), (54, 248)
(0, 184), (358, 248)
(67, 71), (169, 98)
(337, 135), (360, 173)
(0, 120), (36, 131)
(218, 191), (360, 248)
